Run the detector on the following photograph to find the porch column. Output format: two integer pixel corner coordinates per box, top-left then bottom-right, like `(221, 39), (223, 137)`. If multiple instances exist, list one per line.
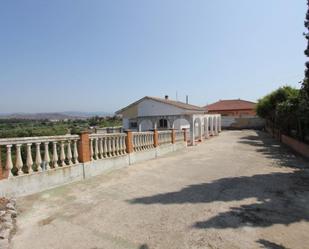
(215, 116), (218, 135)
(190, 117), (195, 146)
(210, 116), (214, 136)
(219, 115), (222, 132)
(138, 123), (142, 132)
(199, 118), (203, 142)
(205, 117), (209, 138)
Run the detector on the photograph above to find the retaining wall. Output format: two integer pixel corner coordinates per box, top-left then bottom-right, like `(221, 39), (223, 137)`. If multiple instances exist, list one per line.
(222, 116), (265, 130)
(0, 142), (187, 197)
(281, 134), (309, 159)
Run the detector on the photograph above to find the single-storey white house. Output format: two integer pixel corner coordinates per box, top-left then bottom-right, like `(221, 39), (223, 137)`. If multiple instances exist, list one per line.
(115, 96), (221, 145)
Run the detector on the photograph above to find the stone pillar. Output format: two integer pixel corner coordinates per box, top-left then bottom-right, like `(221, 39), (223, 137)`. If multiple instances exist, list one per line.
(171, 129), (176, 144)
(153, 129), (159, 147)
(219, 115), (222, 132)
(125, 130), (134, 153)
(78, 132), (91, 163)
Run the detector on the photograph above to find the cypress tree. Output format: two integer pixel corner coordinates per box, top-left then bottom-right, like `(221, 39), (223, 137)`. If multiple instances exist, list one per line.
(300, 1), (309, 139)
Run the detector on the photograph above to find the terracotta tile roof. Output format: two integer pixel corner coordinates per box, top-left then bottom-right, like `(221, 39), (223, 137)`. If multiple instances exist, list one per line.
(116, 96), (205, 114)
(205, 99), (256, 111)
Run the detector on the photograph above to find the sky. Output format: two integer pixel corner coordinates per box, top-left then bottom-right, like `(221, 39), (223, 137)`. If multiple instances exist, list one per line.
(0, 0), (306, 113)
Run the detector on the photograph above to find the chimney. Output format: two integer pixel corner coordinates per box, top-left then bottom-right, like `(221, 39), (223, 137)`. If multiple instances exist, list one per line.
(165, 95), (169, 100)
(186, 95), (189, 104)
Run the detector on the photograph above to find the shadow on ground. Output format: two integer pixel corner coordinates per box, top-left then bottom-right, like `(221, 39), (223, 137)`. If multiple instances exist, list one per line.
(128, 131), (309, 230)
(256, 239), (291, 249)
(238, 131), (308, 169)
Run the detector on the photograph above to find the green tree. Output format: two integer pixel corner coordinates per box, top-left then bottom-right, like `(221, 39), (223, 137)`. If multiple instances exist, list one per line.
(256, 86), (300, 137)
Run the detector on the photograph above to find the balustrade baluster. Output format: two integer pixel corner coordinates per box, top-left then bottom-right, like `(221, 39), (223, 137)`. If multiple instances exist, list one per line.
(60, 141), (66, 166)
(107, 137), (112, 157)
(133, 136), (137, 151)
(73, 139), (79, 164)
(52, 142), (58, 168)
(26, 143), (34, 173)
(15, 144), (23, 175)
(103, 137), (107, 158)
(117, 136), (121, 154)
(90, 138), (94, 161)
(118, 136), (122, 154)
(150, 135), (153, 147)
(111, 137), (116, 156)
(147, 134), (151, 148)
(144, 135), (147, 149)
(6, 145), (13, 177)
(99, 138), (103, 159)
(35, 143), (42, 171)
(136, 135), (140, 151)
(142, 135), (146, 150)
(114, 136), (119, 156)
(118, 136), (122, 155)
(67, 140), (73, 165)
(94, 138), (99, 160)
(138, 135), (142, 150)
(122, 136), (125, 154)
(121, 136), (125, 154)
(139, 135), (142, 151)
(44, 142), (51, 170)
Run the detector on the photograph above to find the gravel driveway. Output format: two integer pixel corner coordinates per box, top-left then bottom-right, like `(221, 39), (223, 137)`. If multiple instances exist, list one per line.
(11, 130), (309, 249)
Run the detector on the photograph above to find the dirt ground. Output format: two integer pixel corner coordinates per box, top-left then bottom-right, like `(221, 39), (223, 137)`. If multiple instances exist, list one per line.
(10, 130), (309, 249)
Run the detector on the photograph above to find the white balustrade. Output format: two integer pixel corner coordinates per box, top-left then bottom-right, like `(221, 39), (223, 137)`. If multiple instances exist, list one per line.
(158, 130), (172, 145)
(0, 135), (79, 177)
(89, 133), (127, 160)
(175, 130), (184, 142)
(132, 132), (154, 151)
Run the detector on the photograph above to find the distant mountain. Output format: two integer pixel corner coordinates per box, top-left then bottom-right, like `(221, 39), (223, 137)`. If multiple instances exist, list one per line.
(0, 111), (113, 120)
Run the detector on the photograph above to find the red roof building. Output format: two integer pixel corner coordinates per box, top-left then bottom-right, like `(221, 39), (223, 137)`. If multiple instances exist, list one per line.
(205, 99), (256, 117)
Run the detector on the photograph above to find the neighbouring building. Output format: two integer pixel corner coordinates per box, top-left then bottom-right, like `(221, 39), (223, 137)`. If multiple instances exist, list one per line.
(205, 99), (256, 117)
(115, 96), (221, 145)
(205, 99), (264, 129)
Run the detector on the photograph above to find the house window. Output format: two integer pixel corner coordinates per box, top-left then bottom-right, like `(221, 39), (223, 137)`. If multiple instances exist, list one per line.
(130, 122), (137, 128)
(159, 119), (168, 128)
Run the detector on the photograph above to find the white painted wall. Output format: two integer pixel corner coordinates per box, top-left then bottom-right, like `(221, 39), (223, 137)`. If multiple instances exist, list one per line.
(138, 99), (185, 116)
(123, 118), (130, 129)
(173, 119), (190, 130)
(139, 119), (153, 131)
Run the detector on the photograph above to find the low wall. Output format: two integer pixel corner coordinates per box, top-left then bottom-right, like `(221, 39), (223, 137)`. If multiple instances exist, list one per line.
(0, 142), (187, 197)
(0, 163), (84, 197)
(222, 116), (265, 130)
(281, 134), (309, 159)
